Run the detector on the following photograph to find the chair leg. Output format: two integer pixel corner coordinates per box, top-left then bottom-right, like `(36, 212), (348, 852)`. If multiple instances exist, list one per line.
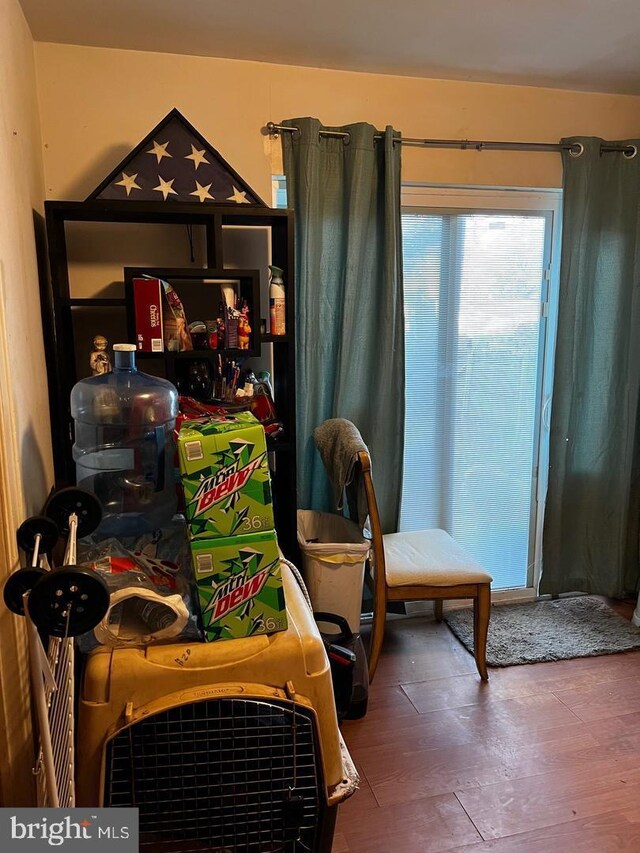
(368, 594), (387, 683)
(434, 600), (444, 622)
(473, 583), (491, 681)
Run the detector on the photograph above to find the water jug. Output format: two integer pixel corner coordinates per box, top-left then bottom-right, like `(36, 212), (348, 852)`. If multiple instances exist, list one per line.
(71, 344), (179, 537)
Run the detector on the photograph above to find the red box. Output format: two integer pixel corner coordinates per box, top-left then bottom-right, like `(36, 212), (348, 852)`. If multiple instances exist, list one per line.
(133, 277), (164, 352)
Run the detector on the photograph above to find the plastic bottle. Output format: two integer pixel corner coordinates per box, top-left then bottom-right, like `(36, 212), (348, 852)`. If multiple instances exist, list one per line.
(257, 370), (274, 399)
(269, 265), (286, 335)
(70, 343), (179, 537)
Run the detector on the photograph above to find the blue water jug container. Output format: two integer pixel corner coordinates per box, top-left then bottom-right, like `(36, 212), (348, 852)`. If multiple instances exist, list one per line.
(70, 344), (179, 537)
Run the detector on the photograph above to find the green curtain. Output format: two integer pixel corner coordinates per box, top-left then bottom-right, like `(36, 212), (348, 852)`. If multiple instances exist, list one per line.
(542, 137), (640, 598)
(282, 118), (404, 532)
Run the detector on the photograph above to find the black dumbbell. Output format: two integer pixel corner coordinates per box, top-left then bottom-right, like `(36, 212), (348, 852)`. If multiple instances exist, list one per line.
(27, 487), (110, 638)
(3, 516), (60, 616)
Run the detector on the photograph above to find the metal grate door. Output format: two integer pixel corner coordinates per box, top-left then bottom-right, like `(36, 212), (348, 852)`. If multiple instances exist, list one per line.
(104, 698), (323, 852)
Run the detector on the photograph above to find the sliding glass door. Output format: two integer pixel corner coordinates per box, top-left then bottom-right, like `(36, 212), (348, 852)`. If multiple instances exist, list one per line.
(400, 187), (560, 591)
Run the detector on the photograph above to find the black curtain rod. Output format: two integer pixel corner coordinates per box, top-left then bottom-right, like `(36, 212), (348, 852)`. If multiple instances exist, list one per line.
(265, 123), (637, 157)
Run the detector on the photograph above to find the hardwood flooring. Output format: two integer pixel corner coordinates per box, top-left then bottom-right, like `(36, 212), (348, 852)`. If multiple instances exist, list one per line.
(334, 601), (640, 852)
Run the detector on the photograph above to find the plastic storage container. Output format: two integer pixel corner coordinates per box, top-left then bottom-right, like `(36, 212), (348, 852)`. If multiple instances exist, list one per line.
(71, 344), (179, 537)
(297, 510), (370, 633)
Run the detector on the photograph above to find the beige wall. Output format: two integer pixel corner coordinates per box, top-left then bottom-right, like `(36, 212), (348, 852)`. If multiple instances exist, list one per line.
(0, 0), (53, 806)
(35, 42), (640, 205)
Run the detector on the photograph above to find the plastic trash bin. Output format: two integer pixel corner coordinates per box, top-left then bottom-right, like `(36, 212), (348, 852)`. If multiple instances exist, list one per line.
(297, 510), (370, 632)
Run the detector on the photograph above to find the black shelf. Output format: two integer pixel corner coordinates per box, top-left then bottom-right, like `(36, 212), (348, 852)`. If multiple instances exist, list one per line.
(138, 349), (256, 359)
(124, 265), (261, 360)
(261, 334), (291, 344)
(63, 297), (128, 307)
(137, 338), (289, 357)
(41, 198), (297, 558)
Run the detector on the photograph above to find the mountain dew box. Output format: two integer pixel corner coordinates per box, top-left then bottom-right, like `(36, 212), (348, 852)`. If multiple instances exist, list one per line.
(190, 530), (287, 641)
(178, 412), (274, 538)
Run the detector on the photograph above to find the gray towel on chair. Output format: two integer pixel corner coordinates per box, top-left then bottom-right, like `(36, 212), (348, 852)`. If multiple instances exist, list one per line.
(313, 419), (370, 528)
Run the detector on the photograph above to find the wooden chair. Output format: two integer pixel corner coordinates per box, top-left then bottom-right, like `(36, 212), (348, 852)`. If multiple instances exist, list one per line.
(357, 451), (492, 682)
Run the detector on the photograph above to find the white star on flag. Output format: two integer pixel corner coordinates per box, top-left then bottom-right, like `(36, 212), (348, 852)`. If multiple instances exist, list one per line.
(115, 172), (141, 196)
(153, 176), (178, 200)
(227, 186), (250, 204)
(191, 181), (214, 202)
(147, 140), (172, 163)
(185, 145), (210, 169)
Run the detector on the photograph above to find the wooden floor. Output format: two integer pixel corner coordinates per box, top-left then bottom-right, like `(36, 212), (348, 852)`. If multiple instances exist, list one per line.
(334, 601), (640, 852)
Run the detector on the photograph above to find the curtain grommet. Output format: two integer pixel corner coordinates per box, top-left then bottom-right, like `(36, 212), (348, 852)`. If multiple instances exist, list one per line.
(342, 132), (351, 146)
(569, 142), (584, 158)
(623, 145), (638, 160)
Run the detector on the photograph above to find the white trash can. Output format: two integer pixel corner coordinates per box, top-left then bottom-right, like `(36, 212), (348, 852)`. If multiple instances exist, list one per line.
(297, 510), (370, 633)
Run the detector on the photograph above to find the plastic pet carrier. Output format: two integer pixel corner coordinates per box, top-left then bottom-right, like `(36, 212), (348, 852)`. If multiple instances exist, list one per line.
(77, 562), (357, 852)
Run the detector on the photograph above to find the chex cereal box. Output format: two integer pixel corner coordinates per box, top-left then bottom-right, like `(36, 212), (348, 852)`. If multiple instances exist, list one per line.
(190, 531), (287, 641)
(133, 277), (164, 352)
(178, 412), (275, 539)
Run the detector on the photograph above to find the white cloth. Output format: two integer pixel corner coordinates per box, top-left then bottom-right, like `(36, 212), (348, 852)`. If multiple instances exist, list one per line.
(93, 587), (190, 647)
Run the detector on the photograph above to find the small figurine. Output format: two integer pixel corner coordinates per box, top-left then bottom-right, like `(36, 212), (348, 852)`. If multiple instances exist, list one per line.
(226, 308), (239, 349)
(90, 335), (112, 375)
(238, 302), (251, 350)
(216, 304), (226, 350)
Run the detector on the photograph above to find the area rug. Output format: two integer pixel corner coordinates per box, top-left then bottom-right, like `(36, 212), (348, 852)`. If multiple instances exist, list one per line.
(444, 596), (640, 667)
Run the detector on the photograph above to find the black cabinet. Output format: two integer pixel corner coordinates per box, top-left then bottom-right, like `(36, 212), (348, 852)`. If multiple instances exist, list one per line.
(42, 200), (297, 557)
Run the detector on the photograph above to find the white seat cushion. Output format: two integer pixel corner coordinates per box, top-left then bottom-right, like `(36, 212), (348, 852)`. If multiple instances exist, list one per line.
(383, 529), (492, 588)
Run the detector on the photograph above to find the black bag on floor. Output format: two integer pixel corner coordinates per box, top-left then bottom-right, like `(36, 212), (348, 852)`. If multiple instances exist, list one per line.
(314, 612), (369, 720)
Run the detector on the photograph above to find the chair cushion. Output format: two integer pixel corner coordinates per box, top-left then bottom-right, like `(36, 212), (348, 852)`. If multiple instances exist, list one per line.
(383, 529), (492, 587)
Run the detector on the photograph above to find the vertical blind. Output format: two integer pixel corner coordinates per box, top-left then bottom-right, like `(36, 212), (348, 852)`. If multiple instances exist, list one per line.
(400, 212), (548, 590)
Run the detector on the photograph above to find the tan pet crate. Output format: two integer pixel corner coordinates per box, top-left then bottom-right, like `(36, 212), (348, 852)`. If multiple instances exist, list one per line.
(77, 561), (357, 852)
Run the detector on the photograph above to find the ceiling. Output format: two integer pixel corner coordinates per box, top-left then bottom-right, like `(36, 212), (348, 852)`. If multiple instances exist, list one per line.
(19, 0), (640, 95)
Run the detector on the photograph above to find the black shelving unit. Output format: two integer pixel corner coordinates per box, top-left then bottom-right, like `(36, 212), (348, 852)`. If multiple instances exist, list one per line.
(41, 199), (297, 558)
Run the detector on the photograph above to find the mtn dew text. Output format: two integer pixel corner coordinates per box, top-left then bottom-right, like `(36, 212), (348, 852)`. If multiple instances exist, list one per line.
(190, 530), (287, 641)
(178, 412), (275, 539)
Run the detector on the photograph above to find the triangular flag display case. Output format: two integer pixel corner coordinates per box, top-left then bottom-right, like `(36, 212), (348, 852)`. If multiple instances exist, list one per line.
(88, 109), (266, 206)
(41, 110), (297, 558)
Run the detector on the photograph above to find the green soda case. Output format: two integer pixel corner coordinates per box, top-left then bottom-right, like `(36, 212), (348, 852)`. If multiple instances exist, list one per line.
(178, 412), (275, 539)
(190, 531), (288, 642)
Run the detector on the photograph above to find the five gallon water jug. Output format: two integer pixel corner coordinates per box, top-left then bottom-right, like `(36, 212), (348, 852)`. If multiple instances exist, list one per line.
(71, 344), (179, 537)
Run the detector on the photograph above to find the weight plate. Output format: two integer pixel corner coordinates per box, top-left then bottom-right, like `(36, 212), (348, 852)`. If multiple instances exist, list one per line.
(28, 566), (110, 637)
(16, 516), (59, 555)
(2, 567), (47, 616)
(44, 487), (103, 538)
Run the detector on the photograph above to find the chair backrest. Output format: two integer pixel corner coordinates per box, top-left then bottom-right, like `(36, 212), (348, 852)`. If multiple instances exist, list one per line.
(356, 450), (388, 605)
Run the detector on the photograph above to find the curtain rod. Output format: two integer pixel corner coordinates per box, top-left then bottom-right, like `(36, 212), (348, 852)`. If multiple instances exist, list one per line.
(265, 122), (637, 157)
